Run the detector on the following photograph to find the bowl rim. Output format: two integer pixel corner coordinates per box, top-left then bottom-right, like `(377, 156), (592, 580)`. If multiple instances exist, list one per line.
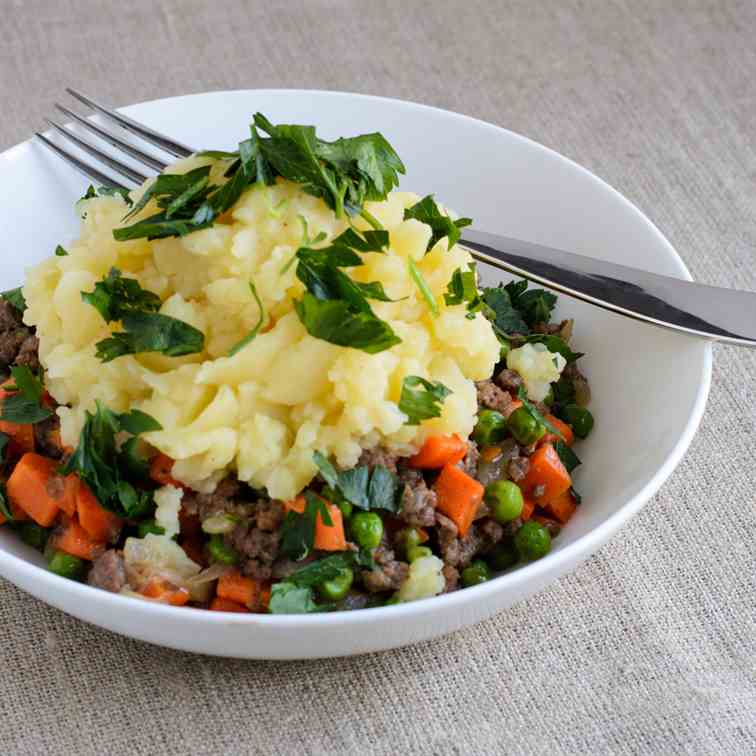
(0, 87), (712, 628)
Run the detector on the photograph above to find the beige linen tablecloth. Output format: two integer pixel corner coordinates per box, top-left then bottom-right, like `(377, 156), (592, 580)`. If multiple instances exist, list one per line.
(1, 1), (755, 753)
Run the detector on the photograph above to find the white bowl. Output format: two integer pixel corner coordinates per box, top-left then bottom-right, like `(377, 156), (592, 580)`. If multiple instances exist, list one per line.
(0, 90), (711, 658)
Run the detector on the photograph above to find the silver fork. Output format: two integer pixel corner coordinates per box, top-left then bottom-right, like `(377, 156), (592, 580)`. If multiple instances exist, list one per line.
(36, 89), (756, 347)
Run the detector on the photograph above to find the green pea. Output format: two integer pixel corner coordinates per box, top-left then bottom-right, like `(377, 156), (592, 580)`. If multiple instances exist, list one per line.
(208, 534), (240, 565)
(552, 375), (575, 403)
(350, 511), (384, 551)
(317, 567), (353, 602)
(485, 480), (524, 523)
(461, 559), (491, 587)
(543, 386), (555, 406)
(397, 527), (424, 554)
(486, 542), (519, 571)
(137, 520), (165, 539)
(47, 550), (85, 580)
(514, 521), (551, 562)
(18, 522), (49, 550)
(507, 406), (546, 446)
(406, 545), (433, 563)
(385, 595), (401, 606)
(473, 409), (508, 447)
(562, 405), (594, 439)
(337, 500), (353, 520)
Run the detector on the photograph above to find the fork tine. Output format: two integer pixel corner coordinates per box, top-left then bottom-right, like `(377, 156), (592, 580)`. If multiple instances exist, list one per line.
(66, 88), (194, 159)
(45, 118), (148, 184)
(35, 132), (130, 190)
(55, 104), (168, 173)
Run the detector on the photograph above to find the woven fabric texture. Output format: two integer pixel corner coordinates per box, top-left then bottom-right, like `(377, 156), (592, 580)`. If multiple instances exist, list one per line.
(0, 1), (754, 754)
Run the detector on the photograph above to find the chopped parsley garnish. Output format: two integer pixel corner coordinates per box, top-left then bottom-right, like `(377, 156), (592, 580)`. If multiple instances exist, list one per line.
(516, 386), (564, 440)
(313, 451), (400, 512)
(60, 401), (162, 518)
(116, 114), (405, 242)
(293, 229), (401, 354)
(444, 265), (486, 319)
(82, 269), (205, 362)
(54, 245), (68, 257)
(554, 440), (581, 474)
(403, 195), (472, 251)
(228, 282), (265, 356)
(504, 280), (557, 327)
(279, 491), (334, 561)
(0, 367), (52, 424)
(284, 553), (357, 588)
(408, 259), (438, 316)
(1, 287), (26, 314)
(268, 583), (320, 614)
(79, 184), (132, 205)
(398, 376), (452, 425)
(480, 285), (528, 336)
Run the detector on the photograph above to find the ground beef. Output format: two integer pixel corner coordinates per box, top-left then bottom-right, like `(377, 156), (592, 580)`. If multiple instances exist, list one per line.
(495, 368), (523, 393)
(442, 564), (460, 592)
(34, 414), (63, 459)
(361, 541), (409, 593)
(435, 513), (482, 568)
(87, 550), (127, 593)
(507, 455), (530, 481)
(533, 319), (573, 341)
(181, 477), (253, 521)
(226, 524), (280, 580)
(476, 379), (513, 413)
(398, 469), (437, 527)
(255, 499), (284, 531)
(340, 591), (370, 611)
(357, 447), (399, 473)
(0, 300), (38, 371)
(478, 518), (504, 547)
(271, 556), (313, 579)
(458, 441), (479, 477)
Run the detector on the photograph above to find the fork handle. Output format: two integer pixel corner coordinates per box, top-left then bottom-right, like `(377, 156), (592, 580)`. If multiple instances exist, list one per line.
(462, 229), (756, 348)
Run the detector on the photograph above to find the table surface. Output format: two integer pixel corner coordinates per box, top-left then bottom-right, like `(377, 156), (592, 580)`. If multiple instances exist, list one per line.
(1, 1), (755, 754)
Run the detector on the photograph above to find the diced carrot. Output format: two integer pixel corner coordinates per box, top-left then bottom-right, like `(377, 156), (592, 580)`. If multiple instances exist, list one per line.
(7, 453), (61, 526)
(540, 415), (575, 447)
(77, 483), (122, 543)
(209, 597), (250, 613)
(141, 577), (190, 606)
(0, 512), (5, 526)
(519, 443), (572, 505)
(480, 445), (502, 463)
(149, 453), (186, 489)
(49, 517), (104, 561)
(409, 434), (468, 469)
(434, 463), (485, 538)
(0, 420), (35, 456)
(544, 489), (578, 524)
(259, 584), (271, 611)
(521, 496), (536, 521)
(217, 569), (260, 609)
(284, 495), (347, 551)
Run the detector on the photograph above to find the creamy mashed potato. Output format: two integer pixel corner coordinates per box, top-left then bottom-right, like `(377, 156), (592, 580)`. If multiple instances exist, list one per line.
(24, 156), (500, 499)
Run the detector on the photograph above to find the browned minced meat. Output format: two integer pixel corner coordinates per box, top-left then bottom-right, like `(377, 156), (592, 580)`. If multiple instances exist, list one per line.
(34, 414), (63, 459)
(458, 441), (479, 477)
(476, 379), (512, 414)
(88, 549), (127, 593)
(181, 477), (253, 521)
(532, 319), (574, 342)
(255, 499), (284, 531)
(226, 524), (280, 580)
(0, 300), (38, 371)
(358, 446), (399, 473)
(507, 455), (530, 482)
(361, 542), (409, 593)
(398, 468), (437, 527)
(442, 564), (460, 593)
(271, 556), (313, 580)
(495, 368), (523, 393)
(435, 513), (481, 568)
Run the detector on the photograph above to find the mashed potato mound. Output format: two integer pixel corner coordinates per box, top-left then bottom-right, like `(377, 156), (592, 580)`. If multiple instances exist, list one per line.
(24, 156), (499, 499)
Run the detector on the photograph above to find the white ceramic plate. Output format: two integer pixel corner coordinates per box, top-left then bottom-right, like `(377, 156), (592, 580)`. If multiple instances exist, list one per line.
(0, 90), (710, 658)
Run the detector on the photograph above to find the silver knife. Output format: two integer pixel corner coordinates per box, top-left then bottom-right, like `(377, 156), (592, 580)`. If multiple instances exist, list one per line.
(461, 229), (756, 348)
